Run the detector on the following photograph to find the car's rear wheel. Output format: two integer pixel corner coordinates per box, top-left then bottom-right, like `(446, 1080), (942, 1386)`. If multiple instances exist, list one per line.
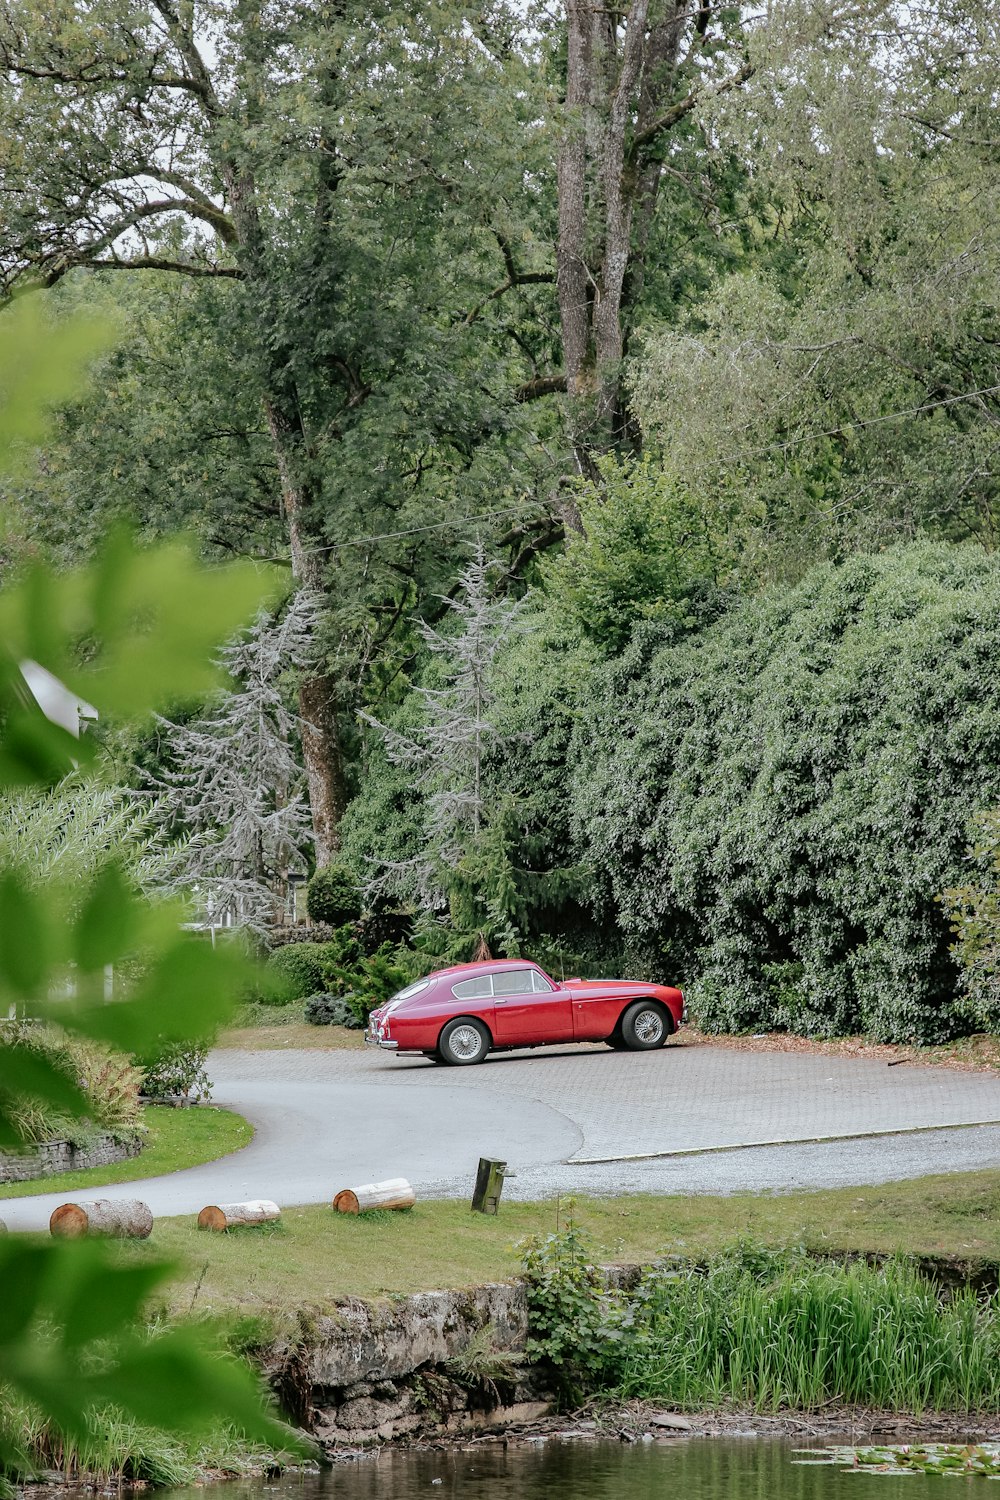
(438, 1017), (491, 1066)
(605, 1033), (629, 1050)
(620, 1000), (669, 1052)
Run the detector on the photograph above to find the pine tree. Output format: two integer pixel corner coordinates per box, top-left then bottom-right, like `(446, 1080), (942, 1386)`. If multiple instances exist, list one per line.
(361, 546), (523, 929)
(153, 593), (316, 933)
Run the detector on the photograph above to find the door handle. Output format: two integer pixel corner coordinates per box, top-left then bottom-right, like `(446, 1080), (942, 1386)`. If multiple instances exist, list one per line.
(495, 997), (507, 1004)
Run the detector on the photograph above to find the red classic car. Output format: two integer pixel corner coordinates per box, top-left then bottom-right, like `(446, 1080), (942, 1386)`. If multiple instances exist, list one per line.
(366, 958), (685, 1065)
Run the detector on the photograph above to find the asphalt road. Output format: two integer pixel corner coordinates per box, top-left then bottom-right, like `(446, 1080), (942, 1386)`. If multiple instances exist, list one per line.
(3, 1040), (1000, 1229)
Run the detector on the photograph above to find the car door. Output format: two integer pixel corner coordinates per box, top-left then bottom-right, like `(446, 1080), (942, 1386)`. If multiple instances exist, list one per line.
(491, 967), (574, 1046)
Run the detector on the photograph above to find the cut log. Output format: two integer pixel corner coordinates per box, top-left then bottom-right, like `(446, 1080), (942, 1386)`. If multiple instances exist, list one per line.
(333, 1178), (415, 1214)
(50, 1198), (153, 1239)
(198, 1199), (281, 1232)
(471, 1158), (506, 1215)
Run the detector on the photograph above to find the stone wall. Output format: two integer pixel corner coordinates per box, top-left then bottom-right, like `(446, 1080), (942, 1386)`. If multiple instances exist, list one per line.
(269, 1281), (551, 1451)
(0, 1130), (142, 1184)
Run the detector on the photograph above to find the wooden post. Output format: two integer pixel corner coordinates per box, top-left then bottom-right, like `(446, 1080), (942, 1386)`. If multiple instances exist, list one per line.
(471, 1158), (506, 1215)
(50, 1198), (153, 1238)
(197, 1199), (281, 1231)
(332, 1178), (415, 1214)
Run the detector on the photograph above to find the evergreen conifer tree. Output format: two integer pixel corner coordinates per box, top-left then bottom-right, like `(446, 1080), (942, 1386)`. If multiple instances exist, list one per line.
(154, 593), (316, 932)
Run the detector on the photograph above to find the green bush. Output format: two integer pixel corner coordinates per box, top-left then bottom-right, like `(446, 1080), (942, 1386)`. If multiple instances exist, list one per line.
(264, 942), (329, 1001)
(572, 544), (1000, 1042)
(140, 1042), (211, 1102)
(0, 1022), (143, 1142)
(303, 992), (364, 1028)
(942, 809), (1000, 1032)
(322, 945), (409, 1026)
(520, 1216), (610, 1407)
(306, 865), (362, 927)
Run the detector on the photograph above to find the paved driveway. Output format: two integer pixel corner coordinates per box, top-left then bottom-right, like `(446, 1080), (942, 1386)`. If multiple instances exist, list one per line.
(3, 1041), (1000, 1229)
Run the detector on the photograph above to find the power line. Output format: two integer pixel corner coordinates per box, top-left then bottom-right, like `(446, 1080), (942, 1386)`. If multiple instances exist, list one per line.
(741, 382), (1000, 459)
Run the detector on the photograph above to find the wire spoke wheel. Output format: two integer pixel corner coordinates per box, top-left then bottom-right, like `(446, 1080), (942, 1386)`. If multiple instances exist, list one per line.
(621, 1001), (668, 1052)
(439, 1017), (490, 1066)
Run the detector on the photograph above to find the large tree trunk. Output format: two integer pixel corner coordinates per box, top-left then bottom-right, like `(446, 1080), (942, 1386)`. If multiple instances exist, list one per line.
(555, 0), (750, 478)
(226, 162), (348, 867)
(264, 398), (347, 864)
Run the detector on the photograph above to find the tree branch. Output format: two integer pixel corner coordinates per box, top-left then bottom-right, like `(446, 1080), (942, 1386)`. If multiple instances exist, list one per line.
(514, 374), (567, 402)
(630, 59), (755, 156)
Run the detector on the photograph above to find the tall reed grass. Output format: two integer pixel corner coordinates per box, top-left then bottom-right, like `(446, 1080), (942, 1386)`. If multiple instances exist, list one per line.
(608, 1248), (1000, 1413)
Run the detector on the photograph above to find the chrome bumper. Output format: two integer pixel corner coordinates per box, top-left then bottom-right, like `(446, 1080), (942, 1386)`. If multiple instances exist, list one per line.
(365, 1029), (398, 1050)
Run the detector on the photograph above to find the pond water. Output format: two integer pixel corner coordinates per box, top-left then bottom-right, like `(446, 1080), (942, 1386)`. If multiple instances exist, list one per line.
(180, 1438), (1000, 1500)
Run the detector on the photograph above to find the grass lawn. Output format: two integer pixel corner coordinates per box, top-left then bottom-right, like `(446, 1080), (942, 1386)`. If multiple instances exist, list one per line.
(217, 1021), (364, 1050)
(0, 1106), (253, 1200)
(141, 1170), (1000, 1324)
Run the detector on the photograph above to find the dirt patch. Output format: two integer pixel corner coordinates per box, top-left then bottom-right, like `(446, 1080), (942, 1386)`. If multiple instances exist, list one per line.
(678, 1027), (1000, 1075)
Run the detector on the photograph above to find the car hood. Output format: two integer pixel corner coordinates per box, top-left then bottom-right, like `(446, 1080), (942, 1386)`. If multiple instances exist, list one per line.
(563, 977), (674, 996)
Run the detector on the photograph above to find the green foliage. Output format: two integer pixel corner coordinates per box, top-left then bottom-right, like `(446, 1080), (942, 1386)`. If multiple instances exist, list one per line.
(572, 544), (1000, 1042)
(139, 1042), (211, 1103)
(606, 1247), (1000, 1414)
(544, 456), (731, 652)
(942, 810), (1000, 1033)
(519, 1215), (610, 1407)
(0, 1023), (142, 1143)
(443, 1324), (524, 1408)
(264, 943), (329, 1002)
(303, 992), (362, 1029)
(813, 1444), (1000, 1477)
(306, 866), (362, 927)
(0, 298), (115, 478)
(321, 944), (409, 1026)
(0, 300), (296, 1486)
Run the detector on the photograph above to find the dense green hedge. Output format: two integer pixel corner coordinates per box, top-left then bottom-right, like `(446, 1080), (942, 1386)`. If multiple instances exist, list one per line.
(572, 545), (1000, 1042)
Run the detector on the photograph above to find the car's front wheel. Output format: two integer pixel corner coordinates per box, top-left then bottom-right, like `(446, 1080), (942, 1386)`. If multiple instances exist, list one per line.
(620, 1000), (669, 1052)
(438, 1017), (491, 1066)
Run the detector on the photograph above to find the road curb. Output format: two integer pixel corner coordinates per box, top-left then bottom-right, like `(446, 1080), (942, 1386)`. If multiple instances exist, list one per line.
(570, 1117), (1000, 1165)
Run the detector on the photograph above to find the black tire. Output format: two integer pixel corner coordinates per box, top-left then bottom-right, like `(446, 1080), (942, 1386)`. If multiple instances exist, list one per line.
(605, 1034), (629, 1050)
(438, 1017), (491, 1066)
(620, 1000), (669, 1052)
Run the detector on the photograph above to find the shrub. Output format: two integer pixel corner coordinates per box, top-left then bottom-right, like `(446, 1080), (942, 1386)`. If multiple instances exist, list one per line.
(942, 809), (1000, 1032)
(140, 1042), (212, 1102)
(264, 942), (329, 1001)
(520, 1216), (610, 1407)
(573, 543), (1000, 1042)
(306, 865), (362, 927)
(322, 945), (409, 1026)
(0, 1022), (142, 1141)
(303, 992), (364, 1028)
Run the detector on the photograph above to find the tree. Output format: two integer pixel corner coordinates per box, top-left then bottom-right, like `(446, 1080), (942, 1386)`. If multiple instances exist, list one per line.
(153, 593), (315, 932)
(629, 0), (1000, 581)
(551, 0), (756, 479)
(357, 546), (524, 942)
(0, 0), (555, 859)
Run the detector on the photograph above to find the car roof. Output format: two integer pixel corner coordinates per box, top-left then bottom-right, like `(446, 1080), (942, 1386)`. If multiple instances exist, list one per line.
(432, 958), (543, 980)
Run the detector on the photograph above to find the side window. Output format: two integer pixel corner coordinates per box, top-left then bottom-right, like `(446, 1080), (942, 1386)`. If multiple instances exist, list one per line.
(531, 969), (554, 993)
(452, 975), (493, 1000)
(492, 969), (536, 997)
